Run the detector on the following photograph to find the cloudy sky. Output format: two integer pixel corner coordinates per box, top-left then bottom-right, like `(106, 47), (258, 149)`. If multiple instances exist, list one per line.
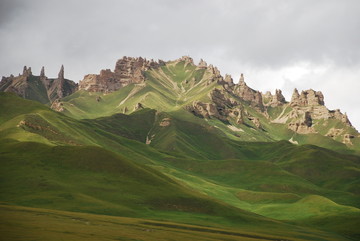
(1, 0), (359, 129)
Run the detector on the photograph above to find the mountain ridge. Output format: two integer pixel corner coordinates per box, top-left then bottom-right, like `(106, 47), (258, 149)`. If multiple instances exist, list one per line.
(1, 56), (358, 150)
(1, 86), (359, 239)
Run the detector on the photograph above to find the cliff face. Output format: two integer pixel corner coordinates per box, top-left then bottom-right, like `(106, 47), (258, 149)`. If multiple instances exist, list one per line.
(0, 65), (77, 104)
(78, 56), (163, 92)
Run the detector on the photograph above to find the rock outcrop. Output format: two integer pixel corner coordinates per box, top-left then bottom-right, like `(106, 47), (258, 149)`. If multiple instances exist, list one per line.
(58, 65), (64, 80)
(290, 89), (324, 107)
(248, 116), (262, 129)
(207, 64), (223, 83)
(186, 88), (248, 125)
(47, 66), (78, 102)
(40, 66), (46, 81)
(186, 101), (225, 121)
(50, 99), (65, 112)
(263, 90), (286, 107)
(177, 56), (194, 65)
(78, 56), (162, 92)
(23, 66), (32, 77)
(197, 59), (208, 69)
(343, 134), (355, 145)
(288, 112), (316, 134)
(232, 74), (264, 111)
(223, 74), (234, 86)
(0, 65), (77, 104)
(270, 88), (353, 135)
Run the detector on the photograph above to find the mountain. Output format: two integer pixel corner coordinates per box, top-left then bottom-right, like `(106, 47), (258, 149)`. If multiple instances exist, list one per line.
(43, 56), (359, 152)
(1, 56), (360, 240)
(0, 65), (77, 104)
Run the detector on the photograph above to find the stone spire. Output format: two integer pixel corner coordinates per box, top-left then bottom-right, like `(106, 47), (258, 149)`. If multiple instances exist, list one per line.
(291, 88), (300, 104)
(275, 89), (286, 103)
(23, 66), (27, 75)
(40, 66), (45, 78)
(239, 73), (245, 85)
(22, 66), (32, 77)
(224, 74), (234, 85)
(58, 65), (64, 80)
(198, 59), (207, 69)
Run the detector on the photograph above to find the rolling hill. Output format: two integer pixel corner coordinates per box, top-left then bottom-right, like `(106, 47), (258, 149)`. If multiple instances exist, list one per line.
(0, 56), (360, 240)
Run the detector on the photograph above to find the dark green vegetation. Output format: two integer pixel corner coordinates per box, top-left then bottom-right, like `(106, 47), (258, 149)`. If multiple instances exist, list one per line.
(0, 60), (359, 241)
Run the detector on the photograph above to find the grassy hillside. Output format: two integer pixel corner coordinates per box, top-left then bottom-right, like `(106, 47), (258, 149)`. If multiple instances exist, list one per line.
(2, 140), (350, 240)
(1, 205), (349, 241)
(1, 92), (360, 240)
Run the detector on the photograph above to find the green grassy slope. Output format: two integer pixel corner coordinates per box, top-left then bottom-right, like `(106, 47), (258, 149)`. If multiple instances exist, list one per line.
(1, 140), (347, 240)
(1, 204), (348, 241)
(1, 92), (360, 240)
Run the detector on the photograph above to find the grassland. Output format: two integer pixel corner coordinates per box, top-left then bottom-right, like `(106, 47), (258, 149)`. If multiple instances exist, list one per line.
(2, 204), (348, 241)
(1, 61), (360, 241)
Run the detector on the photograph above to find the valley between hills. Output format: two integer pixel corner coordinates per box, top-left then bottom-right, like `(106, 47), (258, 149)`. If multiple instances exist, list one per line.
(0, 56), (359, 240)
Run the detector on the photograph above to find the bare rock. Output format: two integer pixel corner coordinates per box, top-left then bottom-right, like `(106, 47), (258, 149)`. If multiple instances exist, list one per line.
(134, 103), (144, 110)
(51, 99), (65, 112)
(40, 66), (46, 79)
(197, 59), (208, 69)
(58, 65), (64, 80)
(47, 65), (77, 101)
(248, 116), (262, 129)
(232, 74), (264, 111)
(207, 64), (223, 83)
(272, 89), (286, 106)
(22, 66), (32, 77)
(264, 89), (286, 107)
(326, 128), (343, 138)
(177, 56), (194, 65)
(223, 74), (234, 86)
(79, 56), (160, 92)
(290, 89), (324, 107)
(329, 109), (352, 126)
(288, 112), (316, 134)
(159, 118), (171, 127)
(186, 101), (225, 121)
(0, 65), (77, 103)
(343, 134), (355, 145)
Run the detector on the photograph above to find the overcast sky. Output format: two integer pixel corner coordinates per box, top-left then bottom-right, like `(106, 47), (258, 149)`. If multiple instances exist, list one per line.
(1, 0), (359, 129)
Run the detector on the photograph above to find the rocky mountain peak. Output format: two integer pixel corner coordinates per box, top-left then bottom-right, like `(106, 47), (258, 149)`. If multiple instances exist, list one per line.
(231, 74), (264, 111)
(263, 89), (286, 107)
(197, 59), (208, 69)
(79, 56), (162, 92)
(224, 74), (234, 86)
(22, 66), (32, 77)
(290, 89), (324, 107)
(177, 56), (194, 65)
(206, 64), (223, 83)
(0, 65), (77, 104)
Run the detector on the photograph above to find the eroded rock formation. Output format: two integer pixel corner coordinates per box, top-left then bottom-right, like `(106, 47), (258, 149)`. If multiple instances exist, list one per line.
(197, 59), (208, 69)
(288, 112), (316, 134)
(0, 65), (77, 104)
(78, 56), (162, 92)
(290, 89), (324, 107)
(232, 74), (264, 111)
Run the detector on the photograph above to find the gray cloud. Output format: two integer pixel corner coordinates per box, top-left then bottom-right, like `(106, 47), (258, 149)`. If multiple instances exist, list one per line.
(1, 0), (359, 128)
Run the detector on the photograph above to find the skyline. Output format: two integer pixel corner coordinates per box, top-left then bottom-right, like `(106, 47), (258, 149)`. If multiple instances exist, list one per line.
(1, 0), (359, 128)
